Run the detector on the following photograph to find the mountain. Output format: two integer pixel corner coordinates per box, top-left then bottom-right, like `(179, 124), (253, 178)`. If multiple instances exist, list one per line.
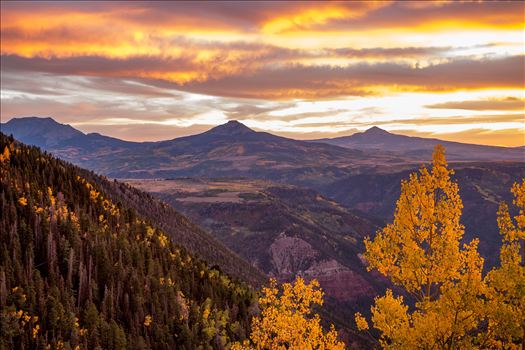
(200, 120), (257, 137)
(1, 117), (139, 165)
(2, 117), (405, 185)
(1, 117), (84, 147)
(0, 133), (261, 349)
(311, 126), (525, 161)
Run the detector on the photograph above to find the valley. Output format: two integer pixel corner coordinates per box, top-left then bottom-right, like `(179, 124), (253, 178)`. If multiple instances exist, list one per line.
(125, 178), (385, 301)
(1, 117), (524, 347)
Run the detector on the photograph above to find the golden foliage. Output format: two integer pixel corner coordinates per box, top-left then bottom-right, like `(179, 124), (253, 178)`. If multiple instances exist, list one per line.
(354, 312), (369, 331)
(358, 145), (487, 349)
(32, 324), (40, 339)
(231, 277), (344, 350)
(485, 179), (525, 348)
(18, 196), (28, 206)
(157, 233), (169, 247)
(363, 145), (466, 297)
(0, 146), (10, 163)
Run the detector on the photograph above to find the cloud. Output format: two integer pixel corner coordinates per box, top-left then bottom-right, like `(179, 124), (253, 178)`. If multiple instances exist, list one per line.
(1, 54), (197, 76)
(2, 54), (523, 100)
(332, 46), (452, 58)
(374, 114), (525, 127)
(318, 1), (524, 32)
(426, 97), (525, 111)
(1, 1), (382, 33)
(179, 55), (524, 99)
(397, 128), (525, 148)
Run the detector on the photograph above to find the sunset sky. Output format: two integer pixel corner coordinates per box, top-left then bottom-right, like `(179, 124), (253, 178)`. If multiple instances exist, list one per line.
(1, 1), (524, 146)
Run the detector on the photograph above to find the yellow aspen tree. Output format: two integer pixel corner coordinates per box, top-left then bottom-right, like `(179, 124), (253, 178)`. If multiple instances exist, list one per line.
(356, 145), (486, 349)
(231, 277), (345, 350)
(485, 179), (525, 349)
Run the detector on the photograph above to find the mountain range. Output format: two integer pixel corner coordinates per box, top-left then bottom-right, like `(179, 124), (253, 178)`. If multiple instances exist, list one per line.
(2, 118), (523, 183)
(312, 126), (525, 161)
(1, 118), (391, 185)
(3, 117), (523, 265)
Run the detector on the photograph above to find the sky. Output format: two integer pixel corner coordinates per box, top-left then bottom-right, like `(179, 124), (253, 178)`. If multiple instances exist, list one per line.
(1, 1), (524, 146)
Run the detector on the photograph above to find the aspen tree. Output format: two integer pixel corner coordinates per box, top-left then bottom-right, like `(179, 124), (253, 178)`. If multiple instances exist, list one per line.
(232, 277), (345, 350)
(485, 180), (525, 349)
(356, 146), (486, 349)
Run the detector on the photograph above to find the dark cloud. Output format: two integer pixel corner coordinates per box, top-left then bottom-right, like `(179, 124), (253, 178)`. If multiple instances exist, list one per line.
(223, 103), (296, 120)
(1, 1), (380, 31)
(1, 54), (197, 76)
(1, 72), (181, 98)
(332, 46), (452, 58)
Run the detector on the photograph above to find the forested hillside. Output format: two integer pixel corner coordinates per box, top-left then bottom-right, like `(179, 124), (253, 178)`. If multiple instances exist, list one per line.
(78, 175), (265, 287)
(0, 133), (258, 349)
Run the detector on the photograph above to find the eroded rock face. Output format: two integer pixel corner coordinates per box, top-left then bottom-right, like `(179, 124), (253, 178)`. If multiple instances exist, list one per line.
(269, 233), (318, 275)
(307, 262), (375, 301)
(269, 234), (375, 301)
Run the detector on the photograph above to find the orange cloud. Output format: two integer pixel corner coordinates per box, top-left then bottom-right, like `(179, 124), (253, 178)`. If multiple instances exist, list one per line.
(3, 54), (524, 100)
(398, 128), (525, 148)
(426, 97), (525, 111)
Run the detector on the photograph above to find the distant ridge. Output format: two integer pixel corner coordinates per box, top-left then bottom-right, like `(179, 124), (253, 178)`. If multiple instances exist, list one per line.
(311, 126), (525, 161)
(1, 117), (523, 183)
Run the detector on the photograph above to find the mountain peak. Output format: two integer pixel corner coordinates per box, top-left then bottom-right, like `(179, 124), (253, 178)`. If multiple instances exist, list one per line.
(2, 116), (84, 147)
(8, 116), (59, 125)
(206, 120), (255, 136)
(362, 126), (390, 136)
